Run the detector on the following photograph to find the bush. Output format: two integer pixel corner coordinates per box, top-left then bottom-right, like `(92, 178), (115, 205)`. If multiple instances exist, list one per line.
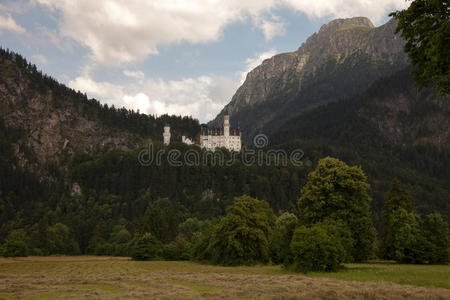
(270, 212), (298, 265)
(1, 229), (29, 257)
(199, 195), (275, 266)
(2, 240), (28, 257)
(422, 213), (449, 264)
(290, 223), (348, 273)
(131, 233), (162, 261)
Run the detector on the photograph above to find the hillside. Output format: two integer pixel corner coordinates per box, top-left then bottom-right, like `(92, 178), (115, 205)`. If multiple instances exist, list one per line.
(0, 48), (200, 182)
(271, 67), (450, 221)
(211, 17), (409, 143)
(0, 48), (307, 253)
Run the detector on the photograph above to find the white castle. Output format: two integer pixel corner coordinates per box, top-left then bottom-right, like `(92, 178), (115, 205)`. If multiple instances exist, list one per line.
(163, 115), (241, 151)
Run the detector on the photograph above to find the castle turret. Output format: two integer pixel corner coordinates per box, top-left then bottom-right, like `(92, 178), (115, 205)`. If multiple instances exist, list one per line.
(224, 115), (230, 137)
(163, 125), (171, 145)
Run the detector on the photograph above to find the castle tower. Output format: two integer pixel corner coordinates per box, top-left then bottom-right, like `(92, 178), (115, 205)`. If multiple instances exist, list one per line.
(163, 125), (171, 145)
(224, 115), (230, 137)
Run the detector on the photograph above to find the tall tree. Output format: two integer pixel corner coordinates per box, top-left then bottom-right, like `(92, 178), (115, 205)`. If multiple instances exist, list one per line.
(390, 0), (450, 95)
(202, 195), (275, 266)
(381, 180), (415, 257)
(298, 157), (375, 261)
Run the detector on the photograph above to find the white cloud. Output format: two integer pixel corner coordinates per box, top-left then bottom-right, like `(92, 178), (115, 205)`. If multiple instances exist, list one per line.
(35, 0), (408, 66)
(31, 54), (48, 64)
(282, 0), (408, 24)
(260, 19), (286, 40)
(0, 13), (25, 34)
(240, 49), (277, 83)
(68, 73), (237, 122)
(37, 26), (73, 52)
(123, 70), (145, 82)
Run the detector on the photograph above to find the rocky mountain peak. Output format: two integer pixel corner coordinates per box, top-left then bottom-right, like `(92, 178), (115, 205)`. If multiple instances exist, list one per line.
(210, 17), (408, 141)
(317, 17), (374, 35)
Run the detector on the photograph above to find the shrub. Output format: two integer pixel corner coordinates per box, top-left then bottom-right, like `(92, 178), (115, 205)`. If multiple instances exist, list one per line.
(1, 229), (29, 257)
(131, 233), (162, 261)
(197, 195), (275, 265)
(270, 212), (298, 265)
(422, 213), (449, 264)
(290, 223), (348, 273)
(2, 240), (28, 257)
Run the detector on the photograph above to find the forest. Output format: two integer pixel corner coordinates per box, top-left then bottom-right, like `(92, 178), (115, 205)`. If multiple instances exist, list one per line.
(0, 34), (448, 271)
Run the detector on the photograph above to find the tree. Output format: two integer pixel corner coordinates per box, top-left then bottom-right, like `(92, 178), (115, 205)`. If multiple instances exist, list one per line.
(422, 213), (449, 264)
(384, 208), (427, 263)
(131, 233), (162, 261)
(298, 157), (375, 261)
(1, 229), (29, 257)
(390, 0), (450, 95)
(290, 223), (349, 273)
(47, 223), (79, 255)
(270, 212), (298, 264)
(381, 180), (415, 258)
(201, 195), (275, 265)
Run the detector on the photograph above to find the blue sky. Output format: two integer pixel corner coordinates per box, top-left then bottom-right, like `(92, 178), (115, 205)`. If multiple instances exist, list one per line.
(0, 0), (408, 123)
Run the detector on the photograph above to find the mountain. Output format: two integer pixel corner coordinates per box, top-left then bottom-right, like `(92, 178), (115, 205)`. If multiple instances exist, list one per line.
(0, 48), (200, 183)
(271, 67), (449, 220)
(211, 17), (409, 143)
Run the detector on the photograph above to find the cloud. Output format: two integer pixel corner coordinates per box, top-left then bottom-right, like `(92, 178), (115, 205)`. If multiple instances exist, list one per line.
(260, 19), (286, 40)
(282, 0), (409, 24)
(0, 13), (25, 34)
(37, 26), (73, 52)
(35, 0), (408, 66)
(68, 73), (237, 122)
(240, 49), (277, 83)
(31, 54), (48, 64)
(123, 70), (145, 82)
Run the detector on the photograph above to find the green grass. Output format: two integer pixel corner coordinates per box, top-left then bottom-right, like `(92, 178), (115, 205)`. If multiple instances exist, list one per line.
(168, 280), (222, 294)
(308, 262), (450, 289)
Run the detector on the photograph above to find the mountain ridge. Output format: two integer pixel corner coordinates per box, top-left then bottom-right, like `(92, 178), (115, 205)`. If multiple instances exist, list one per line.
(211, 17), (408, 143)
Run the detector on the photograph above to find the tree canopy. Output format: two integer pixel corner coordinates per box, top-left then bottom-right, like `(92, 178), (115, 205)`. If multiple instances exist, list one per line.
(298, 157), (375, 261)
(390, 0), (450, 95)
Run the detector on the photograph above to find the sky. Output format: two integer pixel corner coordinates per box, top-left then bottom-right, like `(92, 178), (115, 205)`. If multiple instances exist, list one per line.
(0, 0), (409, 123)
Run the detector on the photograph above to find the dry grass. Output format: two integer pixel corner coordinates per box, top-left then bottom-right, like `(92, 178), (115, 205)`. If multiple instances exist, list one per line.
(0, 257), (448, 299)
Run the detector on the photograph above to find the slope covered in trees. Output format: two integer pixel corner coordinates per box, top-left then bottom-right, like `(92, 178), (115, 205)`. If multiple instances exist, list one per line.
(271, 67), (449, 224)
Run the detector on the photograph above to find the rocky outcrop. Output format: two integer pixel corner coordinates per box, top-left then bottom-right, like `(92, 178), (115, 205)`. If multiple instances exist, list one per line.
(0, 56), (147, 182)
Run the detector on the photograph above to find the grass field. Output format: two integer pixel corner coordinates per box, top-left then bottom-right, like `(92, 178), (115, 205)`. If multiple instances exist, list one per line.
(0, 257), (448, 299)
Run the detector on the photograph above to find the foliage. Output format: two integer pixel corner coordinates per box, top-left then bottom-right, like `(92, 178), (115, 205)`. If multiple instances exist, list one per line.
(390, 0), (450, 95)
(131, 233), (162, 261)
(381, 181), (449, 264)
(421, 213), (449, 264)
(298, 157), (375, 261)
(384, 208), (426, 263)
(270, 212), (298, 264)
(198, 195), (275, 266)
(271, 67), (450, 227)
(381, 180), (415, 257)
(0, 229), (29, 257)
(290, 223), (349, 273)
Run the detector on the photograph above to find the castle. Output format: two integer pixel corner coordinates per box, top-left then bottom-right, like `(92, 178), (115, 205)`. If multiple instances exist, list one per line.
(163, 115), (241, 151)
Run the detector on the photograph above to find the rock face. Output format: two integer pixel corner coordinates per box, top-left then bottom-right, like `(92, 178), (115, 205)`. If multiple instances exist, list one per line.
(211, 17), (409, 143)
(0, 55), (146, 182)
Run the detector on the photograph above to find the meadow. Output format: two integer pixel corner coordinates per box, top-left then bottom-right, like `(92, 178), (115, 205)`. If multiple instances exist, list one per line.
(0, 256), (448, 299)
